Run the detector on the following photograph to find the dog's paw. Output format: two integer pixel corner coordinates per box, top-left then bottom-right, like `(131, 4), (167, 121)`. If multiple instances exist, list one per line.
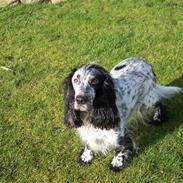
(109, 151), (131, 172)
(78, 148), (93, 166)
(149, 103), (167, 126)
(109, 163), (123, 172)
(109, 156), (126, 172)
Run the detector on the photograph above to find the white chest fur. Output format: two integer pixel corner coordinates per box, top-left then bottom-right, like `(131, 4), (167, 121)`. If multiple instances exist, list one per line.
(77, 125), (119, 154)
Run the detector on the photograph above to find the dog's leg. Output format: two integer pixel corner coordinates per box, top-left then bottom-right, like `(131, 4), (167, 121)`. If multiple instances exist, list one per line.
(149, 102), (166, 125)
(79, 146), (94, 165)
(140, 102), (166, 126)
(140, 89), (167, 126)
(110, 134), (133, 172)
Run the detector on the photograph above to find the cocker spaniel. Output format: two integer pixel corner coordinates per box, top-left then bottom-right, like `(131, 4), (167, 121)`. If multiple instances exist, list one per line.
(62, 58), (182, 172)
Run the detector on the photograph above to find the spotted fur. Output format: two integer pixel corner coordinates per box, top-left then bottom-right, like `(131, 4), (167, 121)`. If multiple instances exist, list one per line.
(62, 57), (182, 171)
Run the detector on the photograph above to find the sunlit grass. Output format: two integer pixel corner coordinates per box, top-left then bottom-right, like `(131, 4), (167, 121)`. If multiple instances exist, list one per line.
(0, 0), (183, 182)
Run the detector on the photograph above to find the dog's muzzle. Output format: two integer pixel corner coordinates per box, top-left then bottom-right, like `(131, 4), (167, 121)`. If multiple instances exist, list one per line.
(74, 95), (93, 111)
(75, 95), (88, 105)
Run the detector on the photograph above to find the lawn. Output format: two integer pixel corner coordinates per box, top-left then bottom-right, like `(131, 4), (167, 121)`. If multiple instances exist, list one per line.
(0, 0), (183, 182)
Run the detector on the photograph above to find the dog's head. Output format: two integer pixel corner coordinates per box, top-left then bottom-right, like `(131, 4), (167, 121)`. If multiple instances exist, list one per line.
(62, 64), (119, 129)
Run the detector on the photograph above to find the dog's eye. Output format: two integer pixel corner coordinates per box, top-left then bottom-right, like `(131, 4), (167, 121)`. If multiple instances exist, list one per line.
(74, 78), (80, 84)
(90, 78), (98, 85)
(76, 74), (80, 79)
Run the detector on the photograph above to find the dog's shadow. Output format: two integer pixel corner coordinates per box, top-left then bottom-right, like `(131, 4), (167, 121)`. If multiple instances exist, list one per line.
(137, 74), (183, 153)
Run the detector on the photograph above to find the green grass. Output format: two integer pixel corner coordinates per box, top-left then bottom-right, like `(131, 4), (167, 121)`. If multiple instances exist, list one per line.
(0, 0), (183, 182)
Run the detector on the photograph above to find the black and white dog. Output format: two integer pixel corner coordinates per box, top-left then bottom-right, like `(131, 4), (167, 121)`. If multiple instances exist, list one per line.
(62, 58), (182, 172)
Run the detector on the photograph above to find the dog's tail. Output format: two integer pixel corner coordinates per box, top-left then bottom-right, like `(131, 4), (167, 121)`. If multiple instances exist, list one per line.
(155, 84), (183, 99)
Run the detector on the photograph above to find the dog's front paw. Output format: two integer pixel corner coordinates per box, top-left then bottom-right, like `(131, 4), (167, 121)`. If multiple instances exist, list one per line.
(109, 164), (123, 172)
(109, 156), (126, 172)
(109, 150), (131, 172)
(78, 148), (94, 166)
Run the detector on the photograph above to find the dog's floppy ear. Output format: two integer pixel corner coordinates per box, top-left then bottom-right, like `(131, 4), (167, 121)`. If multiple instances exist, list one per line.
(90, 69), (119, 129)
(62, 68), (82, 128)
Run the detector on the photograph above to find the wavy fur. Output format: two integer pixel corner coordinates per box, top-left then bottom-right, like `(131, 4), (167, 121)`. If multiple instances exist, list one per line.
(63, 68), (83, 128)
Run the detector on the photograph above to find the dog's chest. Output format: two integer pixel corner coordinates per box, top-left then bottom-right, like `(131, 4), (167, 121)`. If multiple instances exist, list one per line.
(77, 125), (119, 154)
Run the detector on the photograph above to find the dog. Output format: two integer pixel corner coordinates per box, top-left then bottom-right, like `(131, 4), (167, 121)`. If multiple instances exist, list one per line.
(62, 57), (182, 172)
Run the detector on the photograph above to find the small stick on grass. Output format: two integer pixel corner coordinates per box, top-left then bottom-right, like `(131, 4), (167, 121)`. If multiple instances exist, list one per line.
(0, 66), (13, 72)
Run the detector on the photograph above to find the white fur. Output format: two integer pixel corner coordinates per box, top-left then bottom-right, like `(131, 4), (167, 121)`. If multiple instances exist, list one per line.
(72, 67), (96, 111)
(111, 151), (131, 167)
(155, 84), (183, 99)
(77, 125), (119, 154)
(111, 152), (124, 167)
(81, 147), (93, 163)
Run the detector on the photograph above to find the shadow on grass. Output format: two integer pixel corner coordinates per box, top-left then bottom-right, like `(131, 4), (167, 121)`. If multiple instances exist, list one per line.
(138, 74), (183, 152)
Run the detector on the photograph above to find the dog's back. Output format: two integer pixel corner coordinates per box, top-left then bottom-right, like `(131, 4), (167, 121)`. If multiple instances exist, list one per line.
(110, 57), (182, 124)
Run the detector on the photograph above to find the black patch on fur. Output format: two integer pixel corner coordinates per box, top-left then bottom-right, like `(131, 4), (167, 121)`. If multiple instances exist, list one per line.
(109, 164), (122, 172)
(118, 135), (133, 151)
(87, 64), (119, 129)
(114, 64), (126, 71)
(62, 67), (83, 128)
(149, 102), (166, 126)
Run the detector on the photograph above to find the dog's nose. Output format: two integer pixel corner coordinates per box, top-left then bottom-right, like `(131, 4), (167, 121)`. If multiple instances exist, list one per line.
(76, 95), (87, 104)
